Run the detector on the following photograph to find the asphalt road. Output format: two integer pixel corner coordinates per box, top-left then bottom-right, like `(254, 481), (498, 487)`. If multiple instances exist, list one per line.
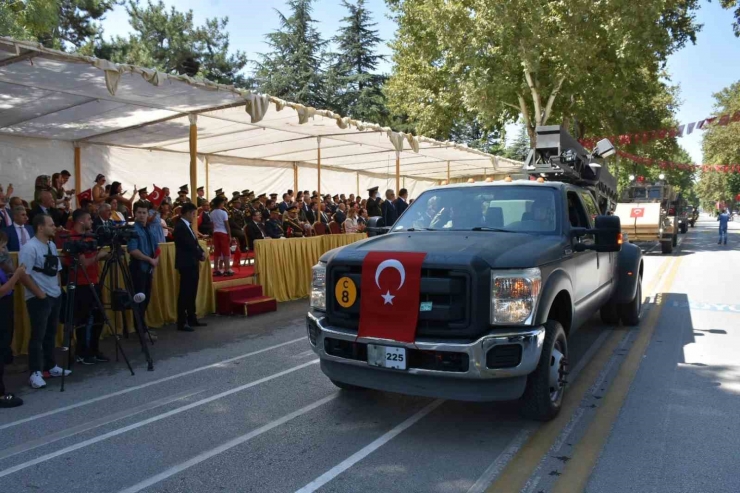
(1, 214), (738, 493)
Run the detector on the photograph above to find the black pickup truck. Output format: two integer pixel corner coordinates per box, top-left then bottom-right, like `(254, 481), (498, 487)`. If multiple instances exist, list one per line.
(306, 128), (643, 421)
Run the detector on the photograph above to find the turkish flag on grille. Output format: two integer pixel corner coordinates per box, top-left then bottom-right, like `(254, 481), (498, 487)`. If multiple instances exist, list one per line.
(357, 251), (427, 343)
(148, 184), (165, 209)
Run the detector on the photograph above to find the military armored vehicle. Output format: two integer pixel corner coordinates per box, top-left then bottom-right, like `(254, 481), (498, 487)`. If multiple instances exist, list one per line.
(614, 180), (679, 254)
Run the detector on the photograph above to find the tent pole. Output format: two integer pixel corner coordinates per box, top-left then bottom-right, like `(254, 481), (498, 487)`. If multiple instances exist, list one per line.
(189, 114), (198, 233)
(317, 136), (322, 198)
(205, 156), (210, 201)
(447, 161), (450, 183)
(356, 172), (360, 197)
(74, 144), (81, 209)
(293, 162), (298, 195)
(395, 150), (400, 195)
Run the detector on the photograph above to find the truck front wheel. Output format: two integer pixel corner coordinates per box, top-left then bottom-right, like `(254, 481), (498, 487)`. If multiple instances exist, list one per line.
(520, 320), (568, 421)
(661, 240), (673, 254)
(619, 277), (642, 326)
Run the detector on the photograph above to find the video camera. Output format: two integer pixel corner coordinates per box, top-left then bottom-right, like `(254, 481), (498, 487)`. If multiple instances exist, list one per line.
(62, 237), (98, 255)
(95, 224), (138, 247)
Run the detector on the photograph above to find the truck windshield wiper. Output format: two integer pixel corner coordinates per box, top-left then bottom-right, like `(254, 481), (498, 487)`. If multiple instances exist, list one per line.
(405, 227), (438, 231)
(470, 227), (510, 232)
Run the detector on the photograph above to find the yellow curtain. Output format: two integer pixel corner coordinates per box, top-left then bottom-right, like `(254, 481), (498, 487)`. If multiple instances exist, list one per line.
(9, 241), (215, 355)
(254, 233), (367, 302)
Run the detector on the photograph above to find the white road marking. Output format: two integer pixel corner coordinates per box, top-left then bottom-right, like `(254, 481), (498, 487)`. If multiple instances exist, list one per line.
(294, 399), (445, 493)
(0, 360), (319, 479)
(466, 427), (535, 493)
(0, 337), (306, 431)
(116, 393), (339, 493)
(0, 388), (205, 462)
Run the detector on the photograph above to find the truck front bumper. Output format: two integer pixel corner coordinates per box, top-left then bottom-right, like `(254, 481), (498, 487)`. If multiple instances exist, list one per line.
(306, 312), (546, 402)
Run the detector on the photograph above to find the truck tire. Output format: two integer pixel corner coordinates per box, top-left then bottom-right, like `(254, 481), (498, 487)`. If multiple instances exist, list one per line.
(330, 379), (366, 391)
(619, 277), (642, 326)
(680, 223), (688, 234)
(661, 241), (673, 254)
(600, 301), (620, 325)
(520, 320), (568, 422)
(672, 234), (678, 247)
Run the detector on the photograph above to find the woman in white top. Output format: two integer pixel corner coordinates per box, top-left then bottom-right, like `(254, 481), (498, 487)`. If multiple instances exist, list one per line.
(210, 197), (234, 276)
(344, 208), (361, 233)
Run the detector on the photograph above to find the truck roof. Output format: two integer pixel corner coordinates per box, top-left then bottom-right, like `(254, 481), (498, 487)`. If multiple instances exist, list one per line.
(424, 180), (566, 193)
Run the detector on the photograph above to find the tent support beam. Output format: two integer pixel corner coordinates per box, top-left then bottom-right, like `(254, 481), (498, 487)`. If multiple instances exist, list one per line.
(293, 162), (298, 195)
(205, 156), (210, 202)
(395, 151), (400, 195)
(317, 136), (322, 198)
(189, 115), (198, 233)
(74, 145), (81, 209)
(356, 172), (360, 197)
(0, 52), (34, 68)
(447, 161), (451, 183)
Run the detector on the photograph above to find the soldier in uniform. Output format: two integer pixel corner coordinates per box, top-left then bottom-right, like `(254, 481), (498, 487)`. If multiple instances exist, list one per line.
(228, 197), (248, 252)
(161, 187), (173, 207)
(137, 187), (152, 210)
(211, 188), (225, 208)
(265, 207), (285, 238)
(247, 197), (261, 222)
(174, 185), (191, 208)
(283, 205), (305, 238)
(196, 186), (207, 207)
(366, 186), (382, 217)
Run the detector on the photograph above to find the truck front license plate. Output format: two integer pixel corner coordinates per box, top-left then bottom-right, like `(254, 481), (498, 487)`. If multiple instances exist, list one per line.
(367, 344), (407, 370)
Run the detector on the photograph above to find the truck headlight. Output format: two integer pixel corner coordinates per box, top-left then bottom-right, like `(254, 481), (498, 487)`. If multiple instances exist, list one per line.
(310, 262), (327, 311)
(490, 268), (541, 325)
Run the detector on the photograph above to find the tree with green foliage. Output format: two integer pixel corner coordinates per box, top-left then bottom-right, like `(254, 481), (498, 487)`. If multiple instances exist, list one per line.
(95, 0), (248, 86)
(385, 0), (700, 146)
(328, 0), (387, 123)
(0, 0), (116, 51)
(697, 80), (740, 210)
(254, 0), (326, 107)
(718, 0), (740, 36)
(505, 125), (531, 162)
(449, 117), (504, 155)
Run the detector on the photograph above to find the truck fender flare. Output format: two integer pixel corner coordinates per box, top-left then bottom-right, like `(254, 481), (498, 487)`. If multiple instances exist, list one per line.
(613, 242), (643, 304)
(535, 268), (573, 327)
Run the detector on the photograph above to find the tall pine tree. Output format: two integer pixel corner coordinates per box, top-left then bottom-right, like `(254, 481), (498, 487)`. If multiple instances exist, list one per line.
(329, 0), (387, 122)
(254, 0), (326, 107)
(505, 125), (531, 162)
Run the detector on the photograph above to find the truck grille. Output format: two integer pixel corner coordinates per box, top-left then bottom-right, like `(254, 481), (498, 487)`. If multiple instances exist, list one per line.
(327, 264), (471, 338)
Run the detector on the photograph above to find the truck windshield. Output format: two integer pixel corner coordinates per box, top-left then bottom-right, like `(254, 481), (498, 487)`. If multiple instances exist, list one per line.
(394, 185), (559, 234)
(648, 187), (663, 199)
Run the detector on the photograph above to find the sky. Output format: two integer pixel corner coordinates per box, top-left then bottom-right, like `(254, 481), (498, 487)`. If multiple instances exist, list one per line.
(100, 0), (740, 164)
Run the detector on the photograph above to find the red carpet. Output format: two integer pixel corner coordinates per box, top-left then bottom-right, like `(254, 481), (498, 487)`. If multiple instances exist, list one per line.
(212, 265), (255, 281)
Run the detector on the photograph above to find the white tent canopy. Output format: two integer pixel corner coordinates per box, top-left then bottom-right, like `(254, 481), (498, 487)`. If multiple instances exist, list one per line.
(0, 37), (523, 202)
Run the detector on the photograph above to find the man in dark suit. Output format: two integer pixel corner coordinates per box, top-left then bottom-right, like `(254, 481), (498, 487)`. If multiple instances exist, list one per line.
(3, 206), (34, 252)
(394, 188), (409, 217)
(381, 189), (399, 226)
(173, 203), (207, 332)
(333, 203), (347, 225)
(366, 186), (382, 217)
(246, 210), (267, 250)
(300, 196), (315, 225)
(316, 203), (330, 225)
(92, 203), (114, 230)
(30, 191), (68, 228)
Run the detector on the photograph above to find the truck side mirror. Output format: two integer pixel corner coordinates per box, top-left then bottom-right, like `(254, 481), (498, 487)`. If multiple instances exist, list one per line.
(593, 215), (622, 252)
(366, 217), (389, 237)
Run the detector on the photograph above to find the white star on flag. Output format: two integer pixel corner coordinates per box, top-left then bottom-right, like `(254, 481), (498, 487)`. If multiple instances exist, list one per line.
(381, 291), (395, 305)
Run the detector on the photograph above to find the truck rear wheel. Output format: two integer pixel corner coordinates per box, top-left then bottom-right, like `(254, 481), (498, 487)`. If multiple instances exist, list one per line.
(619, 277), (642, 326)
(330, 379), (366, 391)
(661, 240), (673, 254)
(672, 234), (678, 247)
(680, 223), (688, 234)
(520, 320), (568, 422)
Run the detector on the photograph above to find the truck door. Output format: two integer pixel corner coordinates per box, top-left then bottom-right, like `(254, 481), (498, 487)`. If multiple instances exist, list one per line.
(580, 191), (614, 290)
(567, 191), (599, 304)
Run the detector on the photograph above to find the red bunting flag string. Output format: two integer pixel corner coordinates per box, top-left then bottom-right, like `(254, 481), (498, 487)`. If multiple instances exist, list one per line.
(616, 150), (740, 173)
(579, 110), (740, 149)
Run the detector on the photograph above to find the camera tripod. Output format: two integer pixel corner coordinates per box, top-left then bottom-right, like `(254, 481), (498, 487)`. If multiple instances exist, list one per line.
(60, 241), (154, 391)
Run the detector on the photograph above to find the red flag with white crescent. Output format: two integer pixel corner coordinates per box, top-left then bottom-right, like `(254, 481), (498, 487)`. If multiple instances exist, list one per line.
(76, 188), (92, 203)
(357, 251), (427, 343)
(148, 184), (165, 209)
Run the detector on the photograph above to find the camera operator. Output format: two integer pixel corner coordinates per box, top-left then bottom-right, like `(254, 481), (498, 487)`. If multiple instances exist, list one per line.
(20, 214), (71, 389)
(127, 201), (158, 338)
(65, 209), (111, 365)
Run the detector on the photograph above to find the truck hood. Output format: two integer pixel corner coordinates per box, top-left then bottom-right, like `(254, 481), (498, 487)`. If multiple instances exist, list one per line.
(323, 231), (566, 269)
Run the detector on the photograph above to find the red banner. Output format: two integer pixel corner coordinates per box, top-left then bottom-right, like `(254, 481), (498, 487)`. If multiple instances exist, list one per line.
(357, 252), (427, 343)
(148, 184), (165, 209)
(579, 110), (740, 149)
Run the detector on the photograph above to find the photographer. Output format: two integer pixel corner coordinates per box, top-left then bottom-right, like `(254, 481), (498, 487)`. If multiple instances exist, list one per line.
(127, 201), (158, 337)
(65, 209), (110, 365)
(20, 214), (72, 389)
